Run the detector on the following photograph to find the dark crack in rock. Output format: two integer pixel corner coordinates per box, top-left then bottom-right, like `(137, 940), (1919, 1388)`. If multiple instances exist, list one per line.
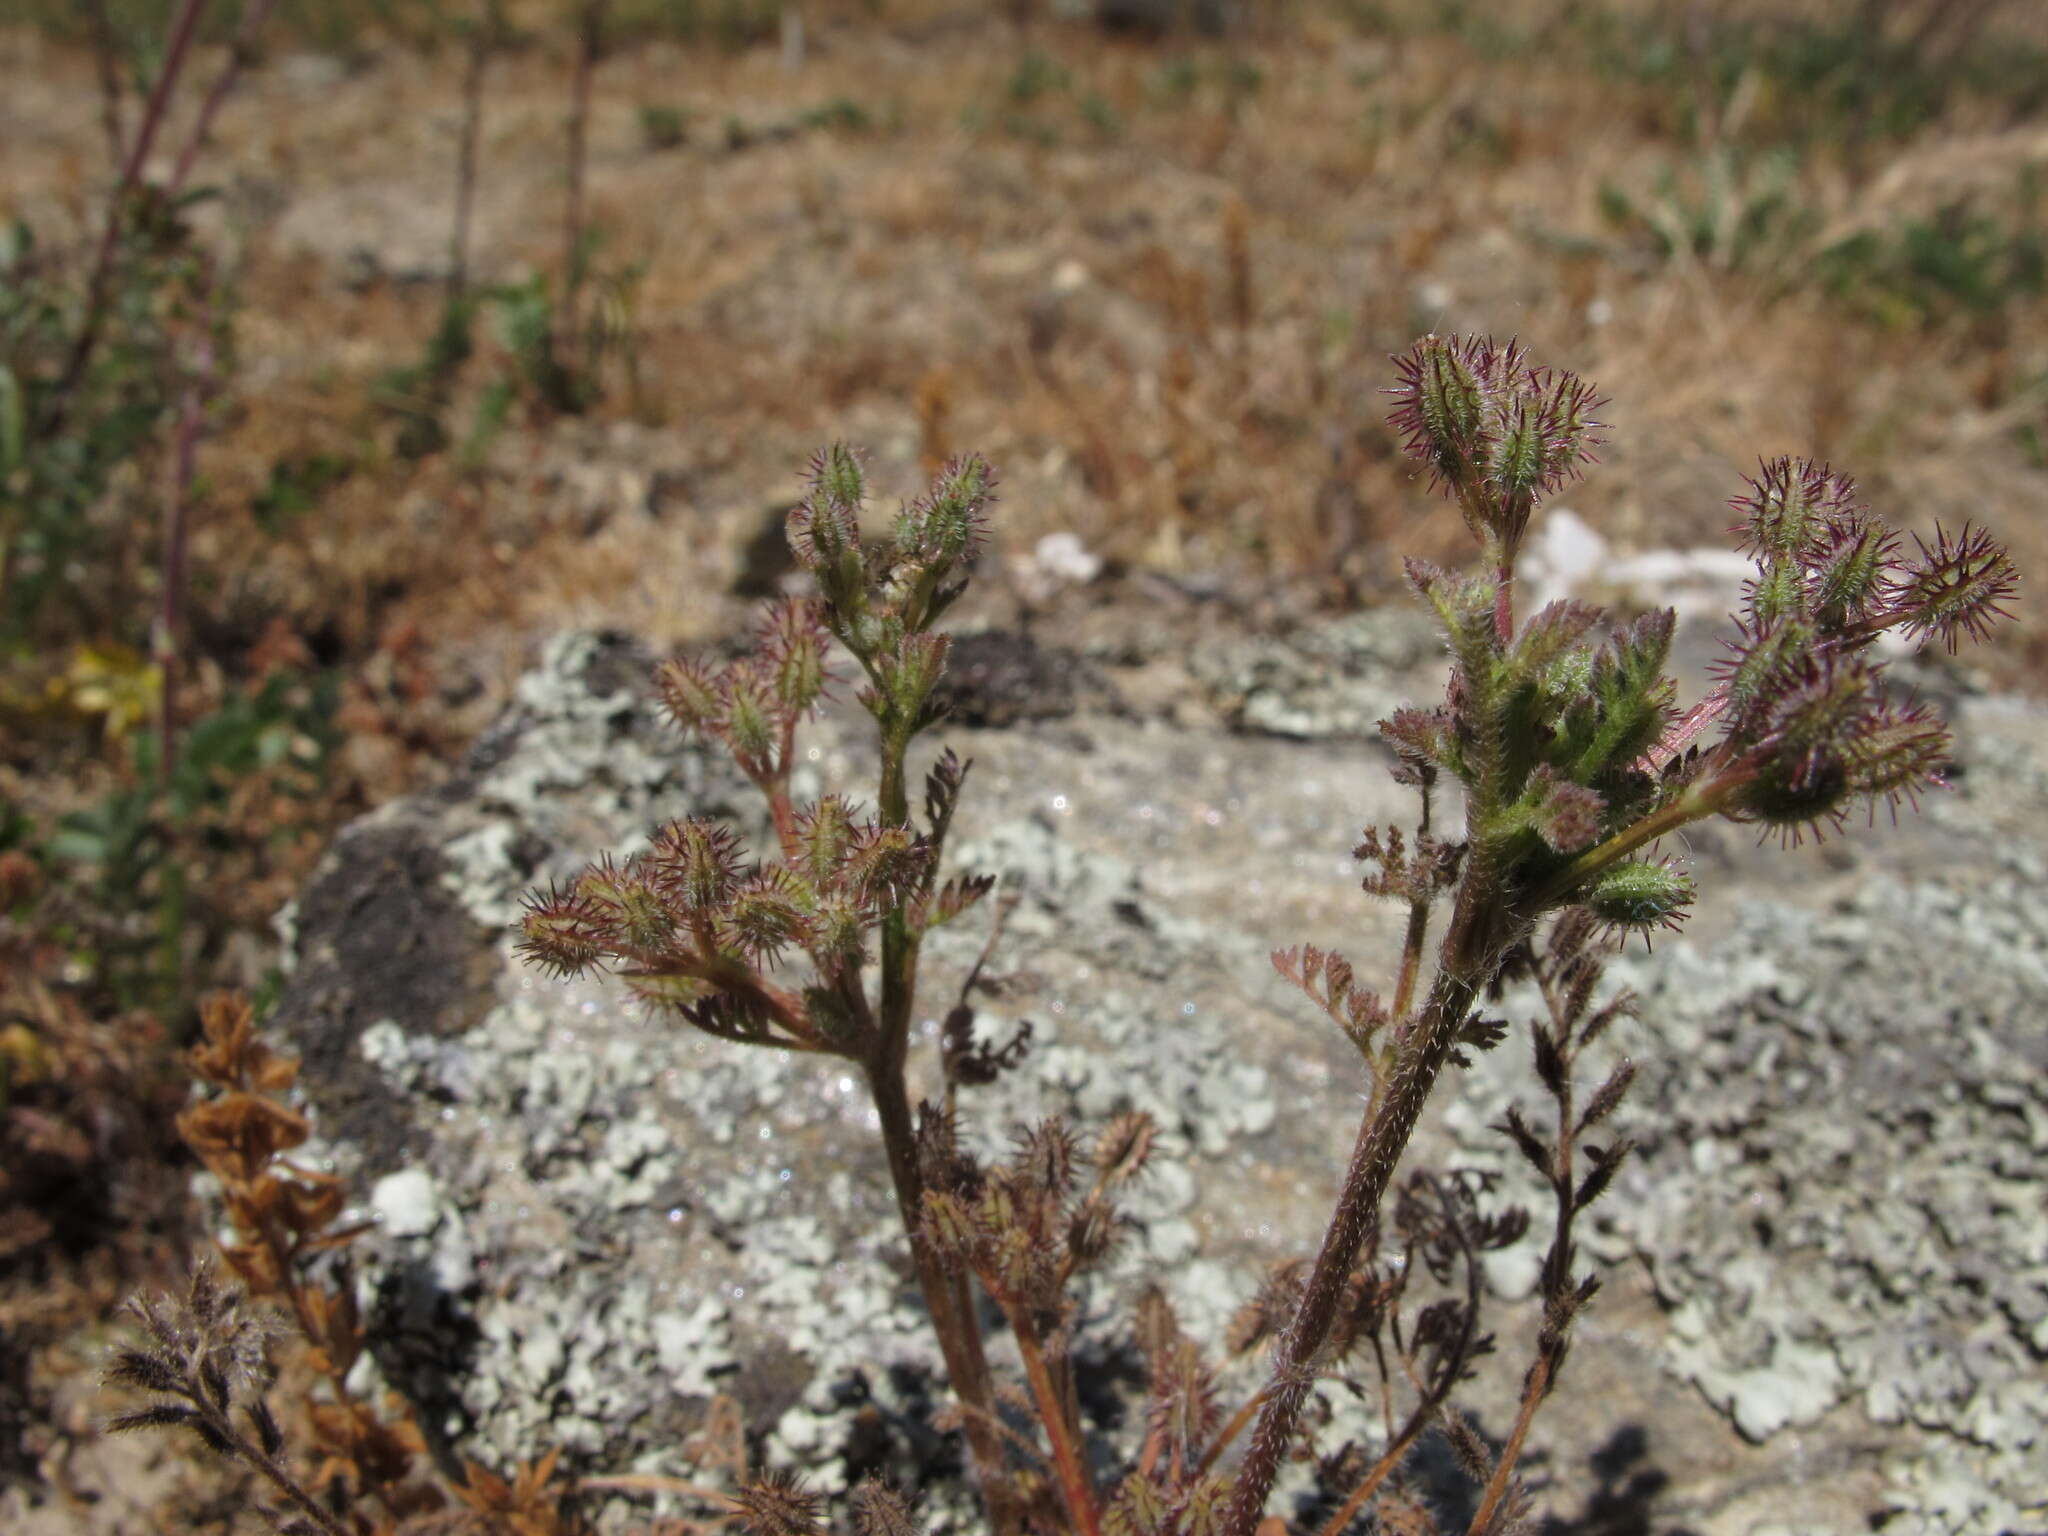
(266, 813), (500, 1175)
(930, 628), (1109, 728)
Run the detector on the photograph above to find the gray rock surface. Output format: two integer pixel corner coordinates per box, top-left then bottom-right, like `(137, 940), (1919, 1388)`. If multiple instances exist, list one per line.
(267, 606), (2048, 1536)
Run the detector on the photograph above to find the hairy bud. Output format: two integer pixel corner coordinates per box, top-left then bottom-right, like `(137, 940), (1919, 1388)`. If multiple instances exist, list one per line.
(1582, 857), (1694, 936)
(1389, 334), (1605, 552)
(789, 443), (869, 613)
(898, 453), (994, 572)
(655, 657), (721, 733)
(648, 818), (743, 913)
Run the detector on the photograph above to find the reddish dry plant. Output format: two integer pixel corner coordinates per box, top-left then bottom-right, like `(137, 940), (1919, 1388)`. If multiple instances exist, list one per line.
(109, 993), (584, 1536)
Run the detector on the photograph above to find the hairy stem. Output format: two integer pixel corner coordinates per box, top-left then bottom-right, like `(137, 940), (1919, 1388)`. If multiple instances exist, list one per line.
(876, 721), (918, 1055)
(1216, 961), (1483, 1536)
(1219, 855), (1527, 1536)
(1464, 1354), (1551, 1536)
(864, 1061), (1024, 1536)
(1390, 898), (1431, 1023)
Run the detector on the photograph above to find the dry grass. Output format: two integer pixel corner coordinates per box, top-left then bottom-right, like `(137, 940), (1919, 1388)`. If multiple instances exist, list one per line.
(6, 0), (2042, 688)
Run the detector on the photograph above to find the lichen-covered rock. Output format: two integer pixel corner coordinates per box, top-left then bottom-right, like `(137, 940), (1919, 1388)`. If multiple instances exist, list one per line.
(268, 610), (2048, 1535)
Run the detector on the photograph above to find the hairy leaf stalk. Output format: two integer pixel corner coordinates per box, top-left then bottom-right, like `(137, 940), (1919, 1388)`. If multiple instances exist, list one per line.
(1219, 896), (1506, 1536)
(870, 722), (1025, 1536)
(865, 1060), (1024, 1536)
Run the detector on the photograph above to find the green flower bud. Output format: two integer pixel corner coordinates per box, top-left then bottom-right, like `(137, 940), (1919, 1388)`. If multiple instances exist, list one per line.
(1583, 858), (1694, 935)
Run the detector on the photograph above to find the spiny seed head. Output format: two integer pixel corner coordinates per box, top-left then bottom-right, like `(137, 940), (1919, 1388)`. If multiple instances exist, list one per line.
(648, 818), (743, 913)
(1716, 619), (1814, 727)
(793, 796), (858, 888)
(736, 1471), (826, 1536)
(760, 598), (832, 717)
(1752, 652), (1876, 796)
(1388, 334), (1606, 549)
(720, 664), (780, 772)
(1013, 1118), (1079, 1201)
(899, 454), (995, 571)
(1807, 516), (1897, 629)
(994, 1226), (1039, 1297)
(517, 882), (610, 977)
(655, 656), (721, 734)
(789, 444), (870, 614)
(1392, 333), (1490, 487)
(1094, 1109), (1158, 1186)
(612, 867), (677, 955)
(879, 631), (951, 718)
(1487, 392), (1548, 507)
(1582, 857), (1695, 936)
(790, 445), (865, 567)
(1731, 457), (1859, 565)
(844, 823), (930, 910)
(921, 1189), (979, 1262)
(1839, 697), (1950, 816)
(804, 895), (867, 972)
(1742, 561), (1806, 634)
(719, 871), (807, 963)
(1895, 522), (2019, 653)
(850, 1480), (918, 1536)
(574, 856), (677, 954)
(1729, 659), (1952, 840)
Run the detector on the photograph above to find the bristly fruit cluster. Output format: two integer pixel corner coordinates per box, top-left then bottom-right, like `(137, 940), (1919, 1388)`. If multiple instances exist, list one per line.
(1706, 456), (2016, 841)
(519, 444), (1035, 1529)
(516, 448), (1001, 1061)
(917, 1110), (1160, 1536)
(1389, 334), (1606, 556)
(1373, 333), (2019, 943)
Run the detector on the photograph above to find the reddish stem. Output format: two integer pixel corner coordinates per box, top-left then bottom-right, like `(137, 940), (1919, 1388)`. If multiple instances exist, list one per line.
(43, 0), (209, 437)
(166, 0), (280, 198)
(1009, 1311), (1102, 1536)
(154, 332), (213, 786)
